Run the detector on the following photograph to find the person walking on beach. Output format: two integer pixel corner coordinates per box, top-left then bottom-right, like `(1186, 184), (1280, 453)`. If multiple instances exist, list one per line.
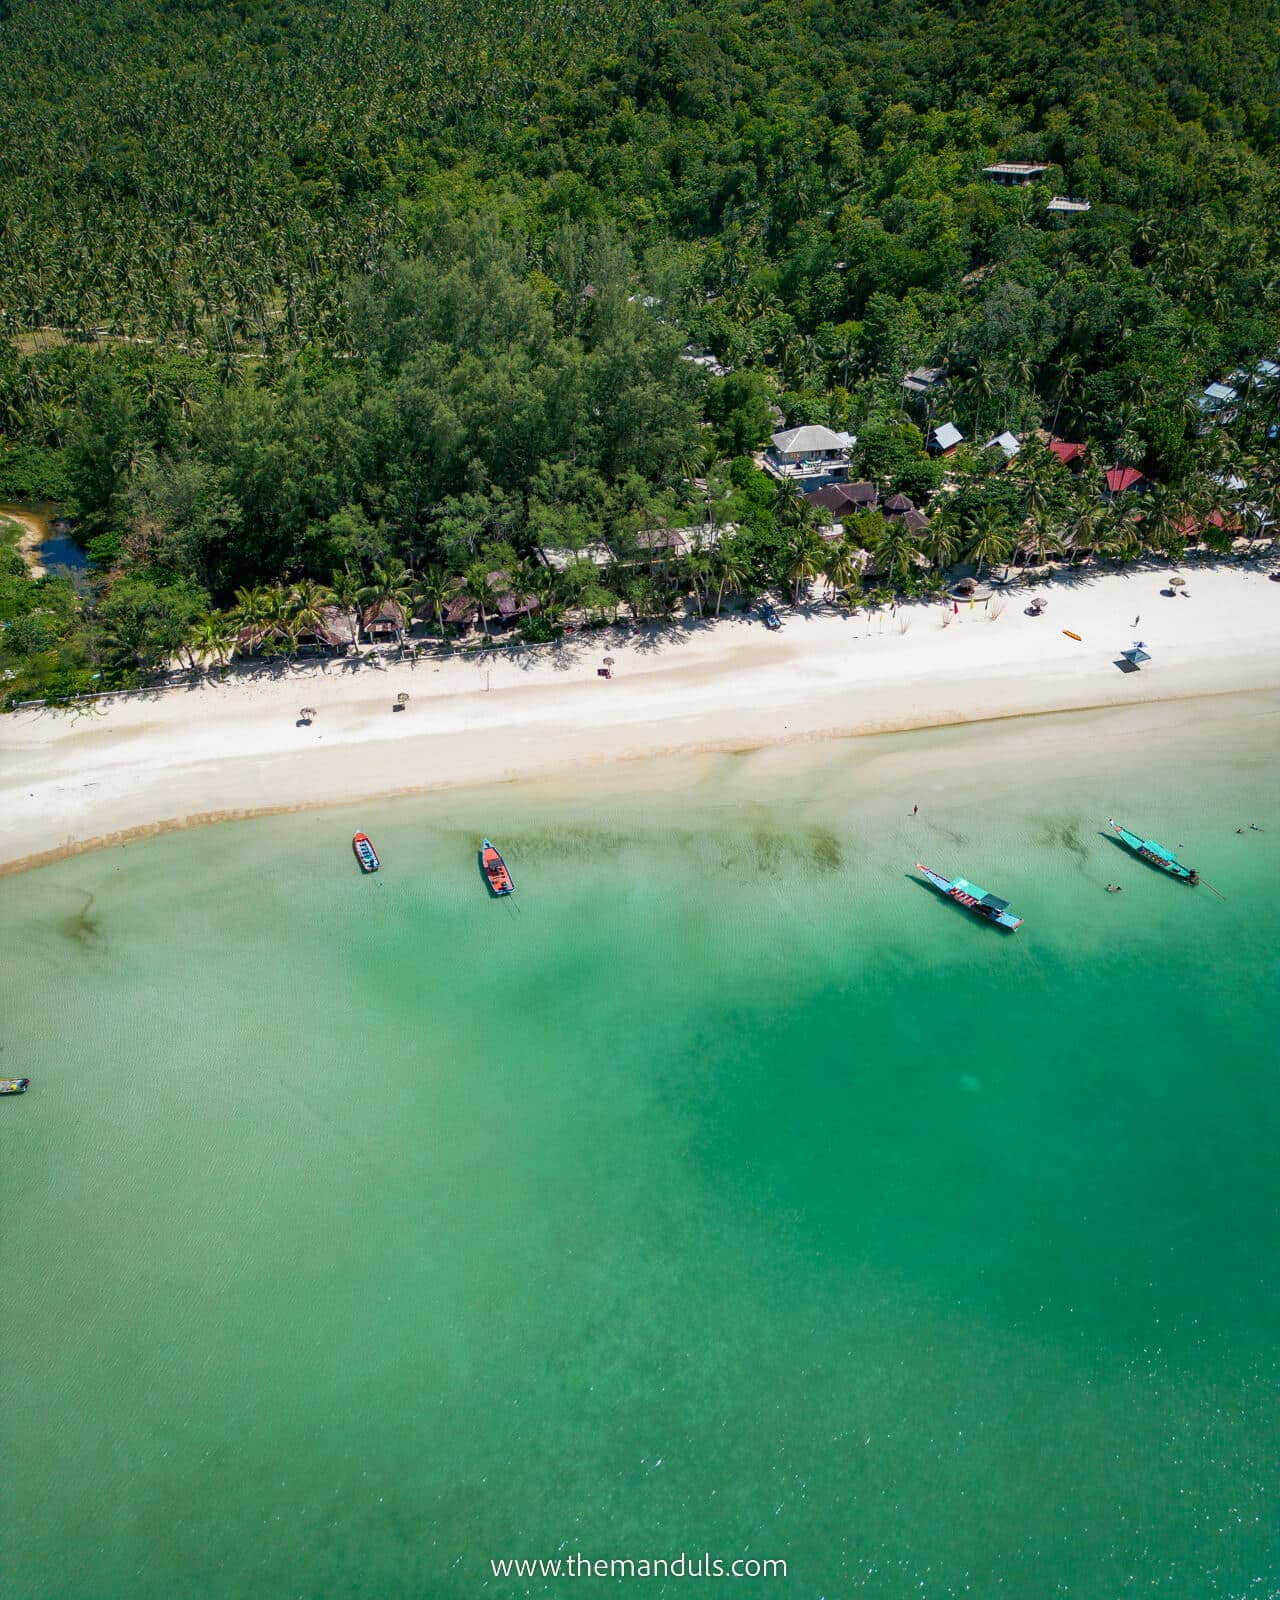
(912, 804), (918, 817)
(1133, 614), (1140, 626)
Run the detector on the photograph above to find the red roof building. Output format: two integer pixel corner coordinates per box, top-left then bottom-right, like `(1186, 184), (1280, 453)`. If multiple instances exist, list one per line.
(1049, 441), (1085, 468)
(1104, 466), (1145, 495)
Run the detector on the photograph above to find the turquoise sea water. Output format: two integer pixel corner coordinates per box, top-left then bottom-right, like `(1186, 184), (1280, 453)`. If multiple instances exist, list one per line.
(3, 700), (1279, 1599)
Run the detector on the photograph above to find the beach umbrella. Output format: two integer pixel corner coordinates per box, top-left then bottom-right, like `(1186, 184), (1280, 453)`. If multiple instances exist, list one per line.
(397, 692), (409, 705)
(603, 656), (615, 667)
(1169, 576), (1186, 588)
(1121, 647), (1151, 666)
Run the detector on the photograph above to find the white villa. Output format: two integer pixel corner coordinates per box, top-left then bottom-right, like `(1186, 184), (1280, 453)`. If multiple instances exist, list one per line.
(764, 424), (855, 485)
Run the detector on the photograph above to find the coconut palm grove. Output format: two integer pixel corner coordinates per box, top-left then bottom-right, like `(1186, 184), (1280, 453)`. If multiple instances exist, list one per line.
(3, 0), (1280, 701)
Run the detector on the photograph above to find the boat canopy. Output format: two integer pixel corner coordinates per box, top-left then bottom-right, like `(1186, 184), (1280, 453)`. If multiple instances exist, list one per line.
(978, 892), (1010, 912)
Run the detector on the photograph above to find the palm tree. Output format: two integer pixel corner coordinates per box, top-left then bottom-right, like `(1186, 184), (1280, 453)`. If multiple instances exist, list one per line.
(876, 518), (923, 590)
(463, 561), (494, 636)
(714, 539), (750, 615)
(923, 517), (961, 575)
(414, 567), (454, 636)
(963, 507), (1014, 580)
(231, 584), (269, 658)
(259, 584), (296, 653)
(326, 567), (364, 652)
(1050, 353), (1082, 438)
(359, 562), (416, 643)
(774, 475), (809, 531)
(290, 578), (330, 647)
(824, 539), (863, 604)
(189, 614), (235, 678)
(787, 530), (826, 605)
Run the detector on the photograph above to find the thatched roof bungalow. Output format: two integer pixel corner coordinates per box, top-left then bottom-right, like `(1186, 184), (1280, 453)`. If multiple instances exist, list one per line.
(361, 599), (408, 640)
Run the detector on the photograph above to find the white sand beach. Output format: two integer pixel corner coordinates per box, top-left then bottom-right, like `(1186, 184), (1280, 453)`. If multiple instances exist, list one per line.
(3, 563), (1279, 872)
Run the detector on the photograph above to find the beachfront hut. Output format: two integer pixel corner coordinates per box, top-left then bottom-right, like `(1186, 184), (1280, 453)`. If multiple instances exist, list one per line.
(296, 606), (356, 655)
(485, 570), (541, 626)
(361, 599), (408, 643)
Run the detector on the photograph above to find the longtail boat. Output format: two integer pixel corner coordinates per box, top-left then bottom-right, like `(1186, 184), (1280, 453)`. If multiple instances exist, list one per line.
(481, 839), (514, 896)
(916, 862), (1023, 930)
(1107, 819), (1198, 884)
(352, 832), (380, 873)
(0, 1078), (30, 1095)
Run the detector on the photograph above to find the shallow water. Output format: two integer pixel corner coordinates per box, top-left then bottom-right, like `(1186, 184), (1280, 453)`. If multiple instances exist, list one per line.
(3, 704), (1278, 1598)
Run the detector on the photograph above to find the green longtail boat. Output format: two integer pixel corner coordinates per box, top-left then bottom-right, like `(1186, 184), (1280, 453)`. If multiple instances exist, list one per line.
(1107, 819), (1199, 884)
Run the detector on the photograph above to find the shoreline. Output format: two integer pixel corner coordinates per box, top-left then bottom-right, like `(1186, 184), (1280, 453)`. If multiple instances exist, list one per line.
(1, 506), (50, 578)
(3, 563), (1279, 875)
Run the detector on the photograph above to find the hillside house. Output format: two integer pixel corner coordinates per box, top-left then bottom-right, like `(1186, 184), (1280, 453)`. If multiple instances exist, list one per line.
(765, 424), (855, 485)
(982, 162), (1050, 186)
(927, 422), (964, 455)
(1103, 466), (1145, 500)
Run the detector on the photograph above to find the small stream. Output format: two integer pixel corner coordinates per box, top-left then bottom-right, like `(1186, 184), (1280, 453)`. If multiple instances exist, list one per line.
(0, 502), (88, 573)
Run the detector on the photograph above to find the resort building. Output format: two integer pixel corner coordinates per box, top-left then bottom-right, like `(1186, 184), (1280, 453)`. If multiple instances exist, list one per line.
(806, 481), (879, 516)
(981, 162), (1050, 186)
(537, 542), (612, 572)
(1046, 195), (1091, 214)
(1199, 381), (1239, 418)
(764, 424), (855, 485)
(927, 421), (964, 455)
(986, 430), (1022, 461)
(901, 366), (947, 397)
(1103, 466), (1145, 499)
(1049, 439), (1086, 469)
(682, 347), (731, 377)
(882, 493), (930, 534)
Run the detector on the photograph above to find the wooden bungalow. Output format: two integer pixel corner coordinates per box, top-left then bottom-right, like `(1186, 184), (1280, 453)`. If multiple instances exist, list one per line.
(361, 599), (408, 643)
(296, 605), (356, 654)
(486, 570), (541, 625)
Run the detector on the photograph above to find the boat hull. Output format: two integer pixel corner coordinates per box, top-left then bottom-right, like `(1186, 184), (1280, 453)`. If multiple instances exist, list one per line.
(481, 839), (514, 896)
(0, 1078), (30, 1095)
(1107, 820), (1197, 883)
(916, 863), (1023, 930)
(353, 832), (380, 873)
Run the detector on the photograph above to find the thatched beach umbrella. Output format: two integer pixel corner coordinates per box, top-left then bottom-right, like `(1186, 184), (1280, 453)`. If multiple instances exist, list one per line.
(1169, 576), (1186, 589)
(397, 692), (409, 705)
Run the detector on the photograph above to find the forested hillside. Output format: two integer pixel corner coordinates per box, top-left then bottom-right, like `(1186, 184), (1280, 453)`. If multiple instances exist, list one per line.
(2, 0), (1280, 700)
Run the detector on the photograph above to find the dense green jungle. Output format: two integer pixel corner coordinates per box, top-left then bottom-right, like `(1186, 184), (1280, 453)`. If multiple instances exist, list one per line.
(2, 0), (1279, 701)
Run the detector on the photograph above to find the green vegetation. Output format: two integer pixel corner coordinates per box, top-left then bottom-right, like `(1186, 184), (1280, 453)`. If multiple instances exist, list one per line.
(2, 0), (1280, 702)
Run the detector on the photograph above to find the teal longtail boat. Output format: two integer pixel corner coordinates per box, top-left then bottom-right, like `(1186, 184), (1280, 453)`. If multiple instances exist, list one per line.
(1107, 819), (1199, 884)
(915, 862), (1023, 930)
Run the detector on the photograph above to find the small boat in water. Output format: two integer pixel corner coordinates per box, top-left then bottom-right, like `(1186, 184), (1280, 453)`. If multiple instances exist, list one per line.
(0, 1078), (30, 1095)
(1107, 819), (1198, 884)
(353, 832), (380, 873)
(916, 862), (1023, 929)
(481, 838), (514, 896)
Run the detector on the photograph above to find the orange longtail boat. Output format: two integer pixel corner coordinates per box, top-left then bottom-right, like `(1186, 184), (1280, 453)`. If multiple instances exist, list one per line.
(480, 838), (514, 896)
